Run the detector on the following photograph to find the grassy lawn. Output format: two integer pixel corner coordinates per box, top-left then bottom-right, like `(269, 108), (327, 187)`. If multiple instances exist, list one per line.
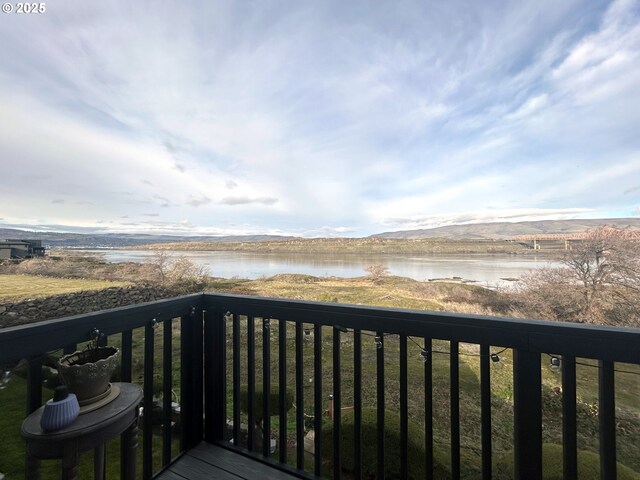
(0, 274), (130, 302)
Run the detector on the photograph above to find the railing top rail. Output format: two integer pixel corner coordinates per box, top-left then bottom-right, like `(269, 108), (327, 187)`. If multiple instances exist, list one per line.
(203, 292), (640, 363)
(1, 291), (638, 364)
(0, 294), (204, 364)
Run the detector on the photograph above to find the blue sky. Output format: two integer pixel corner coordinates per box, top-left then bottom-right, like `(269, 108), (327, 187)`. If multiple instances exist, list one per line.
(1, 0), (639, 237)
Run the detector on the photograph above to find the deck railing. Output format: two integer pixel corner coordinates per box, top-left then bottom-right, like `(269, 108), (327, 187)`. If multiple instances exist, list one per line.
(1, 292), (639, 479)
(0, 294), (204, 479)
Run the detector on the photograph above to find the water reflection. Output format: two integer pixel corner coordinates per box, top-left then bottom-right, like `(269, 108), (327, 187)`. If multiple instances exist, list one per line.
(77, 249), (556, 288)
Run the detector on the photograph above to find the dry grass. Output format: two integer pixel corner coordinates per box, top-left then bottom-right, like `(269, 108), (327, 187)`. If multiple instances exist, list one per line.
(0, 274), (130, 301)
(135, 237), (532, 254)
(206, 274), (511, 314)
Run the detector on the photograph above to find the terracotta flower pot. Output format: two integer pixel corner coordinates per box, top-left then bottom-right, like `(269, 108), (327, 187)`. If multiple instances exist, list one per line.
(57, 346), (119, 404)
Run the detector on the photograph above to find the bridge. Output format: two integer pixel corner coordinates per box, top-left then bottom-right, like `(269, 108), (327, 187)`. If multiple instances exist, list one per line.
(511, 230), (640, 250)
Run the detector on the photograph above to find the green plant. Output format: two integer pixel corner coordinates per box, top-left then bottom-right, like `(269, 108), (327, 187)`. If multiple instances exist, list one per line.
(321, 408), (451, 480)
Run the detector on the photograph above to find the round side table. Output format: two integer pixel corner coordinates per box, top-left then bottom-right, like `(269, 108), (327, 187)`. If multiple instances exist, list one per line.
(21, 382), (143, 480)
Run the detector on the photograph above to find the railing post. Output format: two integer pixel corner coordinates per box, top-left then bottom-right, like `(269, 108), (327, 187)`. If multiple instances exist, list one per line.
(142, 321), (155, 480)
(204, 308), (227, 443)
(181, 306), (204, 450)
(26, 355), (42, 415)
(25, 355), (42, 480)
(513, 349), (542, 480)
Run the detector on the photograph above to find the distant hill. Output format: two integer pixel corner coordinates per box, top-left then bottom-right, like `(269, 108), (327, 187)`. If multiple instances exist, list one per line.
(2, 218), (639, 248)
(371, 218), (640, 240)
(0, 228), (294, 248)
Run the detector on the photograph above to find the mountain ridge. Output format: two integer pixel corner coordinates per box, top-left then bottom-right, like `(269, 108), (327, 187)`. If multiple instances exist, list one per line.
(2, 218), (640, 247)
(371, 218), (640, 240)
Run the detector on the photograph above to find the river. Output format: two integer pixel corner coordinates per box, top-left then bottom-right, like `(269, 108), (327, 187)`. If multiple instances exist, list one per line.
(77, 249), (557, 288)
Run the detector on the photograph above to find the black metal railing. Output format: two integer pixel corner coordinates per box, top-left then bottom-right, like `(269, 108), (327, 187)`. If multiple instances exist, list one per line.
(1, 292), (639, 480)
(201, 293), (640, 480)
(0, 294), (204, 480)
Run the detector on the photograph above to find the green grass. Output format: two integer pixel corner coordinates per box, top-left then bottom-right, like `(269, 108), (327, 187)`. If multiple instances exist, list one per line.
(0, 274), (130, 301)
(494, 443), (640, 479)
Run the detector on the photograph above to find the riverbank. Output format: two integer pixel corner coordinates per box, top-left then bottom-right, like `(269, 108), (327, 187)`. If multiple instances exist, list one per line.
(131, 237), (547, 255)
(207, 273), (512, 316)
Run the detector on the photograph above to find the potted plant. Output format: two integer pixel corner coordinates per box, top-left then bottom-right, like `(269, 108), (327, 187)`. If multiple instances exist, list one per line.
(57, 328), (119, 405)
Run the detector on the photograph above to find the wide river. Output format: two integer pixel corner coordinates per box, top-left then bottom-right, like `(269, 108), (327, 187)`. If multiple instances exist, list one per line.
(80, 249), (557, 288)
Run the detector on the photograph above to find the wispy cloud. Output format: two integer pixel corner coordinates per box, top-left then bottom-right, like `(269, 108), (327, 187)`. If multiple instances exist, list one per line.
(0, 0), (637, 236)
(220, 196), (278, 206)
(185, 194), (211, 207)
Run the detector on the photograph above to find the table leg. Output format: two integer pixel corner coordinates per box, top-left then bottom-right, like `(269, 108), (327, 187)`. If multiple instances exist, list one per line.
(24, 450), (40, 480)
(94, 444), (105, 480)
(61, 447), (79, 480)
(124, 417), (139, 480)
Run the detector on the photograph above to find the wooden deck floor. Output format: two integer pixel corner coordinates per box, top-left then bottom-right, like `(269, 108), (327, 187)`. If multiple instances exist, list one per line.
(155, 442), (302, 480)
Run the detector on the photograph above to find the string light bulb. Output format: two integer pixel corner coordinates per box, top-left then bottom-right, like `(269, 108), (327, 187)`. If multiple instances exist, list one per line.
(419, 349), (429, 363)
(550, 355), (561, 372)
(490, 353), (500, 363)
(374, 335), (383, 349)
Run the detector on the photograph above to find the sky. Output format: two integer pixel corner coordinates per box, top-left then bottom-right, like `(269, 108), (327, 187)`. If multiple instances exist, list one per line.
(1, 0), (639, 237)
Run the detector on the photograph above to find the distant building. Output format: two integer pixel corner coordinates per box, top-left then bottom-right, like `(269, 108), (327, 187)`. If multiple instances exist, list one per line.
(0, 239), (46, 260)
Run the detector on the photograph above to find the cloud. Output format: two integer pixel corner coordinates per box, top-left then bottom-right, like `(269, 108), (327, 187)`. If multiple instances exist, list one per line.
(0, 0), (637, 236)
(141, 213), (159, 217)
(633, 206), (640, 216)
(152, 194), (174, 207)
(220, 196), (278, 206)
(51, 199), (65, 204)
(185, 194), (211, 207)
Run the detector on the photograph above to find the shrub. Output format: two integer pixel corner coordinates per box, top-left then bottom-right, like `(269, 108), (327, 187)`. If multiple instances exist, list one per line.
(239, 383), (294, 425)
(321, 407), (450, 479)
(365, 264), (389, 283)
(494, 443), (640, 480)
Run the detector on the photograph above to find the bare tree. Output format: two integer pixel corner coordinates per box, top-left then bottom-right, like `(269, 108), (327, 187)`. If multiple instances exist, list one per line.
(165, 256), (209, 286)
(146, 252), (210, 292)
(365, 264), (389, 284)
(150, 251), (171, 283)
(515, 226), (640, 326)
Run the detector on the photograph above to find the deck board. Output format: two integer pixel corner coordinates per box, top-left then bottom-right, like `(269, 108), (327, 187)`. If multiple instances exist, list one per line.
(155, 442), (301, 480)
